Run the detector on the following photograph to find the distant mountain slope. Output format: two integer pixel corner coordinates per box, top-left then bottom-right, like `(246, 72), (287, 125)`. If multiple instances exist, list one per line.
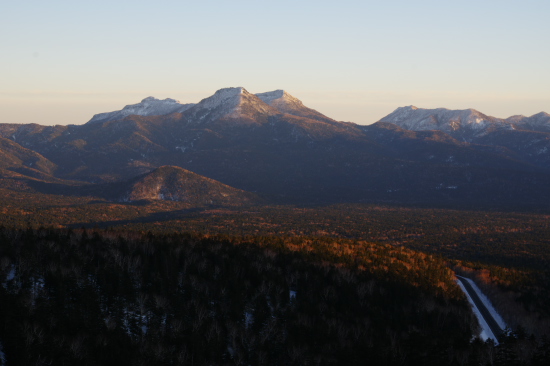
(507, 112), (550, 132)
(0, 123), (68, 148)
(360, 122), (540, 171)
(119, 165), (258, 205)
(472, 129), (550, 169)
(0, 88), (549, 208)
(377, 106), (550, 170)
(0, 136), (57, 177)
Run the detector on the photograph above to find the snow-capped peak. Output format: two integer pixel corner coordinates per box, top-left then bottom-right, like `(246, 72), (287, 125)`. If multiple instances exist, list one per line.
(87, 96), (195, 124)
(195, 87), (246, 110)
(183, 87), (277, 123)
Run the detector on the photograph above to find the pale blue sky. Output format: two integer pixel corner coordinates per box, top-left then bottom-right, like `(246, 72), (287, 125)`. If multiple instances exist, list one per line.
(1, 0), (549, 125)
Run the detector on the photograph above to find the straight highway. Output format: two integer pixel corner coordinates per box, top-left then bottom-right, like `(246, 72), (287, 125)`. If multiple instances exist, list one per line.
(456, 275), (504, 341)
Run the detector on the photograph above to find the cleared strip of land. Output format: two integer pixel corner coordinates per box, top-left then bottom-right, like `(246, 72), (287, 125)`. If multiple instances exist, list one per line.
(456, 275), (504, 343)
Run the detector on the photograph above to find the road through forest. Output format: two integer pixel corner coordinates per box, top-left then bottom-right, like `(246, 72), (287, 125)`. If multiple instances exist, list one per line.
(456, 275), (504, 342)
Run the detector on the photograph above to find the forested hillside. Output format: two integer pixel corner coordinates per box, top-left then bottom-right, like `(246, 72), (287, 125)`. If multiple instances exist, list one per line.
(1, 227), (549, 365)
(1, 191), (549, 343)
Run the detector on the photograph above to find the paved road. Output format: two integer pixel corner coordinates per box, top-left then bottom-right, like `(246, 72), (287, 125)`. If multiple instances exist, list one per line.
(457, 275), (503, 341)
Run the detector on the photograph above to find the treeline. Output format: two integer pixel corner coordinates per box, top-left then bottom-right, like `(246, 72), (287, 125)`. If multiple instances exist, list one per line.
(2, 193), (550, 273)
(99, 204), (550, 271)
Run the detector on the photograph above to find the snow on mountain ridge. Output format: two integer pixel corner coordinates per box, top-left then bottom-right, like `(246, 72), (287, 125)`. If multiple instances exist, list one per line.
(256, 89), (306, 110)
(256, 89), (335, 123)
(87, 96), (195, 124)
(380, 106), (513, 137)
(506, 115), (527, 123)
(85, 87), (335, 125)
(256, 90), (288, 104)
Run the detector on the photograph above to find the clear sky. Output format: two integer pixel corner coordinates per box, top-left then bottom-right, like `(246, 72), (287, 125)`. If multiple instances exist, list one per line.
(1, 0), (549, 125)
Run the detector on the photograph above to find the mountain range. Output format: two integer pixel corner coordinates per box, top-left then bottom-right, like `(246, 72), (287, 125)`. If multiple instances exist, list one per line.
(1, 87), (549, 208)
(380, 105), (550, 136)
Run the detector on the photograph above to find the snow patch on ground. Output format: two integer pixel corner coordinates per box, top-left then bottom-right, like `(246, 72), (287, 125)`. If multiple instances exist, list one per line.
(244, 311), (254, 329)
(6, 265), (15, 281)
(2, 265), (16, 289)
(289, 290), (297, 300)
